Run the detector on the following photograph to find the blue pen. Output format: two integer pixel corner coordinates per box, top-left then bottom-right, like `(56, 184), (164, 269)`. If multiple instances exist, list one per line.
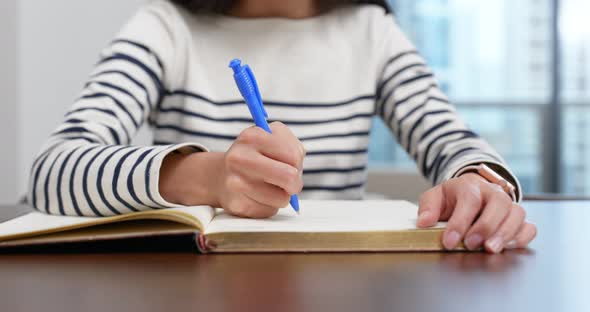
(229, 59), (300, 214)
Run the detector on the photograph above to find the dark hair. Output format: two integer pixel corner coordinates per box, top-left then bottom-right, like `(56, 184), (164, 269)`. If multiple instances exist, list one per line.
(170, 0), (391, 14)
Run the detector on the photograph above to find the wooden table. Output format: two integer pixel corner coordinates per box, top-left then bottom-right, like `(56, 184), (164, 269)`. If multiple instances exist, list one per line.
(0, 201), (587, 312)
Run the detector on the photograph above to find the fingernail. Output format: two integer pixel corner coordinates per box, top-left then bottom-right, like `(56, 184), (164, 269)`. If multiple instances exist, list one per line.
(418, 211), (431, 224)
(443, 231), (461, 250)
(485, 235), (504, 254)
(464, 234), (483, 250)
(505, 240), (517, 249)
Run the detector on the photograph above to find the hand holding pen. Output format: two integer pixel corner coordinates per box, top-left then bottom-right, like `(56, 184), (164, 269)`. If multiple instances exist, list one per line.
(159, 59), (303, 219)
(220, 59), (302, 217)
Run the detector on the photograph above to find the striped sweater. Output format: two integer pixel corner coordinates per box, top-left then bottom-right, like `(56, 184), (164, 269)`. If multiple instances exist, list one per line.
(27, 1), (521, 217)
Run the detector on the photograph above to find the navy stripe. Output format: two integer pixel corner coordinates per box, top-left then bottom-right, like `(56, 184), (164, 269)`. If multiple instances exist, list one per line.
(111, 39), (164, 74)
(66, 108), (130, 143)
(54, 136), (99, 144)
(396, 73), (434, 89)
(387, 83), (438, 111)
(43, 151), (65, 214)
(145, 152), (167, 207)
(153, 140), (175, 145)
(380, 83), (438, 120)
(113, 148), (142, 212)
(433, 147), (478, 182)
(300, 131), (370, 141)
(127, 149), (154, 207)
(64, 118), (84, 124)
(306, 149), (368, 156)
(63, 118), (121, 144)
(167, 90), (242, 106)
(98, 53), (164, 103)
(394, 95), (449, 128)
(421, 130), (479, 176)
(156, 124), (236, 141)
(82, 146), (113, 217)
(81, 93), (140, 129)
(66, 106), (117, 118)
(96, 147), (129, 215)
(264, 95), (375, 108)
(87, 80), (146, 114)
(158, 108), (252, 123)
(158, 106), (374, 125)
(56, 146), (82, 215)
(69, 147), (95, 216)
(90, 70), (153, 106)
(54, 126), (108, 144)
(167, 90), (375, 108)
(31, 153), (51, 210)
(29, 141), (64, 178)
(377, 63), (426, 97)
(303, 166), (366, 174)
(430, 154), (448, 183)
(303, 182), (365, 191)
(419, 119), (454, 142)
(381, 51), (418, 73)
(379, 72), (437, 118)
(138, 146), (367, 158)
(155, 124), (369, 142)
(105, 124), (122, 144)
(276, 113), (373, 125)
(380, 83), (439, 122)
(405, 110), (453, 152)
(378, 86), (396, 118)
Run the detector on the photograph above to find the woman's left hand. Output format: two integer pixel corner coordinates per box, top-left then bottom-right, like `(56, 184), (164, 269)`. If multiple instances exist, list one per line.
(417, 173), (537, 253)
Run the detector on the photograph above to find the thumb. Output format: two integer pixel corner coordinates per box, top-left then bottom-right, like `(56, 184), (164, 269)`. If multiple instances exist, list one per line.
(417, 185), (445, 228)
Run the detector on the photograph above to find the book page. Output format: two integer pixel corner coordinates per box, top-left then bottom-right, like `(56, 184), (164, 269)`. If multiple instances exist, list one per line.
(205, 200), (446, 234)
(0, 206), (215, 242)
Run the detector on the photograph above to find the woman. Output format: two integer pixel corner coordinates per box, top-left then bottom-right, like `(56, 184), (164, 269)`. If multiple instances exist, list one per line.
(28, 0), (536, 253)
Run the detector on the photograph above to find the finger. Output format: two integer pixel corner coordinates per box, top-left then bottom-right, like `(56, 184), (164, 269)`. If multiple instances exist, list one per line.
(227, 147), (302, 194)
(238, 124), (304, 170)
(504, 222), (537, 250)
(442, 181), (482, 250)
(243, 179), (291, 209)
(226, 192), (279, 219)
(265, 122), (305, 169)
(483, 203), (526, 253)
(463, 189), (512, 250)
(417, 185), (445, 228)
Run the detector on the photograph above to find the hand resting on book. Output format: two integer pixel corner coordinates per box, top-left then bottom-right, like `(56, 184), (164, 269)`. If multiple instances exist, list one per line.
(417, 173), (537, 254)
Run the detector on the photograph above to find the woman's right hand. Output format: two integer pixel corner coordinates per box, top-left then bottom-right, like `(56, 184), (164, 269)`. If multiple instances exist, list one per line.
(159, 122), (305, 218)
(218, 121), (305, 218)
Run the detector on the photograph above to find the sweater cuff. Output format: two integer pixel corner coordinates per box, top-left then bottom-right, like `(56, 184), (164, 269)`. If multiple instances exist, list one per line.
(147, 143), (209, 209)
(449, 159), (523, 203)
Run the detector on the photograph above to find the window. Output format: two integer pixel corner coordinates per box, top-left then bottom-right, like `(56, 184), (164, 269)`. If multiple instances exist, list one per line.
(369, 0), (590, 196)
(561, 0), (590, 194)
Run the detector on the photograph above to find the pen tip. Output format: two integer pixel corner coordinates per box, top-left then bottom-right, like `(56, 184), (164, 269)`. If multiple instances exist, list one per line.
(290, 196), (300, 215)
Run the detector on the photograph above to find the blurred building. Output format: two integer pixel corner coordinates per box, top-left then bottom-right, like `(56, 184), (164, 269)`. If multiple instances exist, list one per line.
(369, 0), (590, 195)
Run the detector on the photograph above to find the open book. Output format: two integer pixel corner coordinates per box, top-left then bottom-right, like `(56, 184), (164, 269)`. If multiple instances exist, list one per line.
(0, 200), (447, 252)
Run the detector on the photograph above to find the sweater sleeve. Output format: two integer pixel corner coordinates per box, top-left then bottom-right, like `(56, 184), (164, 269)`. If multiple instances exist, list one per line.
(373, 12), (523, 201)
(27, 1), (206, 216)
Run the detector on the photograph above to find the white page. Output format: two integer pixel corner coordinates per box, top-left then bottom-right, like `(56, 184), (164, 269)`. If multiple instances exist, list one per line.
(205, 200), (446, 234)
(0, 206), (215, 240)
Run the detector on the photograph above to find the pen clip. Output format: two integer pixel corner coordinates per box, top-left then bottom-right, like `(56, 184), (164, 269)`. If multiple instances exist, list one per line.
(245, 65), (268, 118)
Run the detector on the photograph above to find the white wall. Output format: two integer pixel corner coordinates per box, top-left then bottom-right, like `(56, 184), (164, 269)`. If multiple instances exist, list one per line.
(0, 0), (19, 204)
(7, 0), (147, 203)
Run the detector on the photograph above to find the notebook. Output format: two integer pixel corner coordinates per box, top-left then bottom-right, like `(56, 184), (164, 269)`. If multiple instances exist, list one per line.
(0, 200), (448, 252)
